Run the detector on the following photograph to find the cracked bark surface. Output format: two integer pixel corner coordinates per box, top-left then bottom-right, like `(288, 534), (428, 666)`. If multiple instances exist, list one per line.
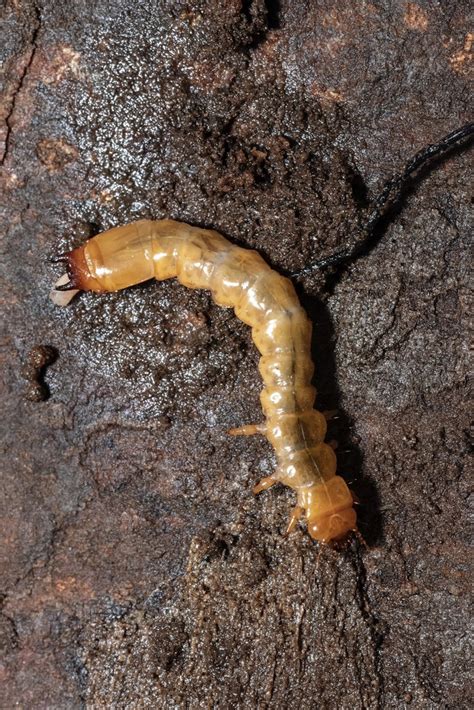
(0, 1), (471, 708)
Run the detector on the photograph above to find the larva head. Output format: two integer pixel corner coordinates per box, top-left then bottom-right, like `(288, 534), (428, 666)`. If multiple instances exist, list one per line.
(64, 242), (105, 292)
(52, 223), (159, 305)
(50, 242), (107, 306)
(304, 476), (357, 544)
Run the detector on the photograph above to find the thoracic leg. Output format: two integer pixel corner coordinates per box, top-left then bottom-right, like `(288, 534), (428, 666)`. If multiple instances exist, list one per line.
(285, 506), (304, 535)
(253, 475), (277, 495)
(228, 423), (266, 436)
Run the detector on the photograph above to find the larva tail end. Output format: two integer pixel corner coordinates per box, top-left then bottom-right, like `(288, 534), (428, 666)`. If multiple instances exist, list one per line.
(307, 507), (358, 544)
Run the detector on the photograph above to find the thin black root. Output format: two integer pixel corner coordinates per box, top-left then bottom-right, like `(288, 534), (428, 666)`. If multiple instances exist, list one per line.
(292, 121), (474, 278)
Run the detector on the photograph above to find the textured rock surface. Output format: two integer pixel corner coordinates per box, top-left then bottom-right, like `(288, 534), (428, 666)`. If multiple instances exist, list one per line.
(1, 1), (471, 707)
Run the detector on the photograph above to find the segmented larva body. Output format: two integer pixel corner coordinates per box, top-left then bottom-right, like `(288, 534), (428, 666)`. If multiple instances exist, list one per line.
(52, 219), (357, 542)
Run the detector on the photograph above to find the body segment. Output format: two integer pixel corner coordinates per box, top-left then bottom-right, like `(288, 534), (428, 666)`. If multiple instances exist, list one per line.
(52, 219), (357, 543)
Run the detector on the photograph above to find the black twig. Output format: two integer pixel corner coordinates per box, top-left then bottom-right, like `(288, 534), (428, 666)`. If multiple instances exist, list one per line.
(292, 121), (474, 278)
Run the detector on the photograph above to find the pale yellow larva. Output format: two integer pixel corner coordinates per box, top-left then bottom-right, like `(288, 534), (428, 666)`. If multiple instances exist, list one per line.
(52, 219), (357, 543)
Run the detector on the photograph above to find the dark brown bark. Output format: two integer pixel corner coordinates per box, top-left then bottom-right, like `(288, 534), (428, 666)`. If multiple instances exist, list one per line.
(1, 1), (471, 707)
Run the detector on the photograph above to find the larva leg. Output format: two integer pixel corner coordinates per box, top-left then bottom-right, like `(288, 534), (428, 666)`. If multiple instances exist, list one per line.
(285, 506), (304, 535)
(228, 423), (266, 436)
(253, 475), (277, 495)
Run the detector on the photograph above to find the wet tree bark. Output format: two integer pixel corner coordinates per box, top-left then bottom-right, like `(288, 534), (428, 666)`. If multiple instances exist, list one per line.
(1, 1), (471, 707)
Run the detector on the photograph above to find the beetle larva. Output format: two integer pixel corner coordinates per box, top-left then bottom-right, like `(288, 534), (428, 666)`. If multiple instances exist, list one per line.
(51, 219), (357, 543)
